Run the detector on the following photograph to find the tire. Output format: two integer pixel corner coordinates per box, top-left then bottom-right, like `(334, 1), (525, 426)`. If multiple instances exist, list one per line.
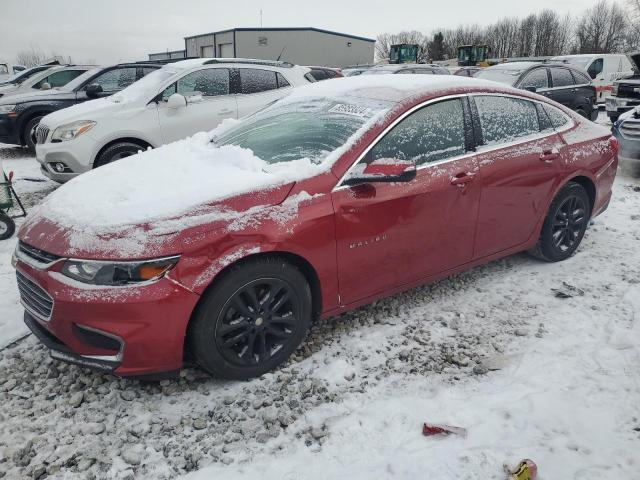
(575, 108), (588, 119)
(0, 212), (16, 240)
(188, 257), (312, 379)
(529, 182), (591, 262)
(94, 142), (146, 169)
(23, 116), (43, 153)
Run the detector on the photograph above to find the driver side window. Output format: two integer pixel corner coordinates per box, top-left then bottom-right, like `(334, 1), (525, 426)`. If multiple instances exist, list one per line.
(89, 67), (137, 93)
(162, 68), (230, 100)
(367, 99), (467, 166)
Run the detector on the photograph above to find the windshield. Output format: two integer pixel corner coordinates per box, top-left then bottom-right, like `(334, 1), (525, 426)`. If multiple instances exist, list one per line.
(1, 67), (46, 85)
(214, 96), (394, 164)
(109, 67), (179, 102)
(60, 67), (103, 91)
(475, 67), (525, 85)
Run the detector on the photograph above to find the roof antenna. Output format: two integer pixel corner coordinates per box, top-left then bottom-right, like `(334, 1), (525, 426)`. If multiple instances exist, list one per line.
(260, 9), (263, 28)
(277, 46), (286, 61)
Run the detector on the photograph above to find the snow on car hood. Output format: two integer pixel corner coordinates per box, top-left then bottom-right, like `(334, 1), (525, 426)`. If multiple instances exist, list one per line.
(20, 130), (327, 257)
(39, 97), (120, 128)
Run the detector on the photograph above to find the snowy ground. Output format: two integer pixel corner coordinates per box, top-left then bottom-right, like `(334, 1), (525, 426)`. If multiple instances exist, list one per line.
(0, 110), (639, 479)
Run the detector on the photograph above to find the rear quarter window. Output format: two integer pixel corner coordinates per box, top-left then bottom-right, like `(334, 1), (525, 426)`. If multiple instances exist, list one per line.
(543, 104), (572, 129)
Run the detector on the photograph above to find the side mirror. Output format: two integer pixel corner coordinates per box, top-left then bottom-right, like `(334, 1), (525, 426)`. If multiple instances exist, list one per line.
(40, 82), (51, 90)
(523, 86), (537, 93)
(167, 93), (187, 109)
(85, 83), (103, 98)
(343, 158), (417, 186)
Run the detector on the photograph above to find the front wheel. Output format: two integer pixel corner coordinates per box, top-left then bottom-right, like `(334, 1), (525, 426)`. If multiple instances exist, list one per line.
(529, 182), (591, 262)
(23, 116), (43, 152)
(94, 142), (146, 169)
(0, 212), (16, 240)
(188, 257), (312, 379)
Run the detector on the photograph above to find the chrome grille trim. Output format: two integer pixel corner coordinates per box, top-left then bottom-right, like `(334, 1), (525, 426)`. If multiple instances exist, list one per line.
(16, 270), (54, 321)
(620, 120), (640, 140)
(16, 241), (62, 270)
(35, 124), (50, 145)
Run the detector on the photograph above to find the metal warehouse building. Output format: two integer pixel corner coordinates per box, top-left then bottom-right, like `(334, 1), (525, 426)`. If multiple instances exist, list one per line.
(183, 27), (375, 67)
(148, 49), (187, 62)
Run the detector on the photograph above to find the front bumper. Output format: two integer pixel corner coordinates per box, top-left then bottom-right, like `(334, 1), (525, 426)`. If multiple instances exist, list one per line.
(35, 133), (96, 183)
(15, 255), (201, 378)
(606, 96), (640, 116)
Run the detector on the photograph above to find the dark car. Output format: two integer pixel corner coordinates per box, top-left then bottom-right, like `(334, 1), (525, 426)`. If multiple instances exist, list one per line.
(606, 52), (640, 122)
(612, 107), (640, 161)
(0, 65), (55, 87)
(0, 63), (163, 151)
(361, 64), (450, 76)
(475, 61), (598, 120)
(306, 66), (343, 81)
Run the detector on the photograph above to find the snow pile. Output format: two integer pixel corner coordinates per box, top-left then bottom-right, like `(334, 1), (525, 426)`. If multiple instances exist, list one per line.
(27, 134), (323, 230)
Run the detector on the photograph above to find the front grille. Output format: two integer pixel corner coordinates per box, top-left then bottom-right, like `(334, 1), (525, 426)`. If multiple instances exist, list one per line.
(16, 271), (54, 321)
(620, 120), (640, 140)
(18, 241), (60, 266)
(618, 85), (640, 99)
(35, 124), (50, 145)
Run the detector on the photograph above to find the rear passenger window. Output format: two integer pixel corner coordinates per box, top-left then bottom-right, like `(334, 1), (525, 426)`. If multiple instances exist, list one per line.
(551, 68), (575, 88)
(543, 104), (571, 129)
(369, 99), (466, 166)
(475, 96), (539, 145)
(240, 69), (278, 94)
(520, 69), (548, 89)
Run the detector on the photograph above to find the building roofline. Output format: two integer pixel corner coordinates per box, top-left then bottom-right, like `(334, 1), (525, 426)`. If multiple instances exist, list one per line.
(184, 27), (376, 43)
(148, 49), (186, 56)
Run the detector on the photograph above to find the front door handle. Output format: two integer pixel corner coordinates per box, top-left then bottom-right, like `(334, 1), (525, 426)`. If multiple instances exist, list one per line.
(540, 149), (559, 163)
(451, 172), (476, 187)
(219, 109), (235, 115)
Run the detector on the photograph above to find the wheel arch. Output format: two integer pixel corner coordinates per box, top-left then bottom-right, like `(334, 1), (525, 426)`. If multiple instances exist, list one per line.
(18, 110), (55, 144)
(196, 250), (323, 322)
(93, 137), (154, 168)
(566, 174), (596, 213)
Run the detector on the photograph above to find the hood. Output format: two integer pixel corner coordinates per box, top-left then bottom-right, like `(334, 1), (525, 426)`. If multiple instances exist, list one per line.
(19, 132), (327, 259)
(0, 87), (67, 105)
(40, 97), (120, 128)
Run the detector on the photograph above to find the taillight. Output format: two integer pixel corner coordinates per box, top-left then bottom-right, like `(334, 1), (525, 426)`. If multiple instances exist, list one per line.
(609, 136), (619, 155)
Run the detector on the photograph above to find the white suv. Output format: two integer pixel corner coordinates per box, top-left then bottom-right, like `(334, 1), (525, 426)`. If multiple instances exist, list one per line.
(35, 59), (313, 182)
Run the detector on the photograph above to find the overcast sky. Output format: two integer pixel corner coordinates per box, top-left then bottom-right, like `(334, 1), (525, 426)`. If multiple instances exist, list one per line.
(1, 0), (605, 64)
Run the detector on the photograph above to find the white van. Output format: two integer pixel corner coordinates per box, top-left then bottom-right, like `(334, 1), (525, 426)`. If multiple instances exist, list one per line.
(35, 58), (313, 182)
(551, 54), (635, 103)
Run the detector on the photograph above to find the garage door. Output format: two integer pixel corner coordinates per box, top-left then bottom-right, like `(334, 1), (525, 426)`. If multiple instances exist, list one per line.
(201, 45), (214, 58)
(219, 43), (234, 58)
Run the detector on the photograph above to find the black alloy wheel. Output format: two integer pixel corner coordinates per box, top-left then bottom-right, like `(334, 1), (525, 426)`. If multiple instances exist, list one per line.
(550, 194), (588, 253)
(530, 181), (591, 262)
(188, 257), (312, 379)
(215, 278), (300, 367)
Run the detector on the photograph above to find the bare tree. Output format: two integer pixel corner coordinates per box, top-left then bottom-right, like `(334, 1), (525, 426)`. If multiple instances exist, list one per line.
(574, 0), (628, 53)
(15, 46), (73, 67)
(375, 31), (430, 62)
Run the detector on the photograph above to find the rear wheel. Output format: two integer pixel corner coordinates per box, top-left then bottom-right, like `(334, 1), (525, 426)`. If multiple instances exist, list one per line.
(530, 182), (591, 262)
(188, 257), (312, 379)
(94, 142), (146, 168)
(23, 116), (43, 152)
(0, 212), (15, 240)
(575, 108), (588, 119)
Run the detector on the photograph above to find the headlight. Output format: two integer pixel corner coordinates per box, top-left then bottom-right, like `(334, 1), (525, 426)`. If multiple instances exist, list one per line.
(611, 84), (618, 96)
(0, 104), (16, 114)
(51, 120), (96, 142)
(61, 256), (179, 286)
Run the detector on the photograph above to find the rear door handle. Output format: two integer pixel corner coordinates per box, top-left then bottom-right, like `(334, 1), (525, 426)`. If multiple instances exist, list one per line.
(540, 150), (559, 162)
(451, 172), (476, 187)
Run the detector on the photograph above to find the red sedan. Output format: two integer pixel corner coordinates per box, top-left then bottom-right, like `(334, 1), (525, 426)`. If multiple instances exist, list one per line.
(14, 76), (618, 380)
